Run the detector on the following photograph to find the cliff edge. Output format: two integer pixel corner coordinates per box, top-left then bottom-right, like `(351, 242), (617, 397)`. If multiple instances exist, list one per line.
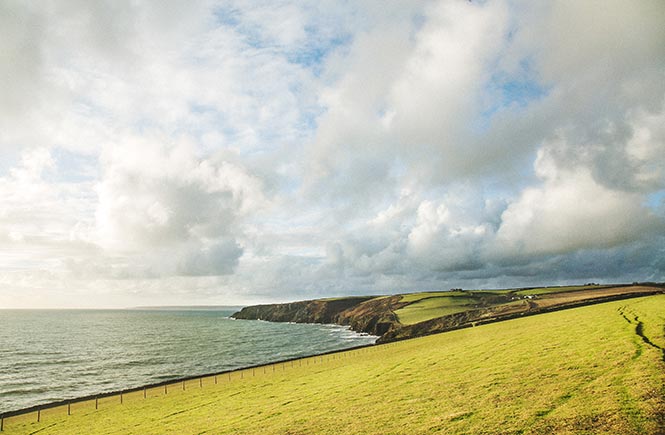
(231, 296), (406, 337)
(231, 284), (664, 343)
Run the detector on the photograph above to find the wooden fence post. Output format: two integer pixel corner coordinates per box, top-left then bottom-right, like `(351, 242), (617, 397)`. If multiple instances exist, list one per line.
(182, 380), (185, 391)
(95, 397), (98, 409)
(37, 409), (40, 423)
(214, 375), (218, 384)
(228, 372), (231, 381)
(1, 414), (4, 432)
(68, 402), (71, 416)
(164, 384), (168, 395)
(144, 387), (147, 398)
(120, 392), (123, 404)
(199, 378), (202, 388)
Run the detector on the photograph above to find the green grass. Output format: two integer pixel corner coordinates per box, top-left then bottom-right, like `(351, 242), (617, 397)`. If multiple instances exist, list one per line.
(397, 286), (600, 301)
(399, 290), (468, 303)
(513, 285), (603, 296)
(4, 295), (664, 435)
(394, 296), (476, 325)
(319, 295), (371, 301)
(394, 286), (613, 326)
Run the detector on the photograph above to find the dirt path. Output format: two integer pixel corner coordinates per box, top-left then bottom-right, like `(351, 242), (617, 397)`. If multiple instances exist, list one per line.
(618, 305), (665, 363)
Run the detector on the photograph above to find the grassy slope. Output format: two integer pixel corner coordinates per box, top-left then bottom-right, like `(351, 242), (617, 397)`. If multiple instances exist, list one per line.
(395, 295), (476, 325)
(397, 286), (601, 303)
(513, 285), (609, 296)
(393, 285), (622, 325)
(5, 295), (664, 435)
(398, 290), (468, 303)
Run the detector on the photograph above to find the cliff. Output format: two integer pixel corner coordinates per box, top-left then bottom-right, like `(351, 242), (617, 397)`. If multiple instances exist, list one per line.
(231, 285), (665, 343)
(231, 296), (406, 337)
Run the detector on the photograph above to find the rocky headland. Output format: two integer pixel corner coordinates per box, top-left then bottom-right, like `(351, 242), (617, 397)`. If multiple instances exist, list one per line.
(231, 284), (665, 343)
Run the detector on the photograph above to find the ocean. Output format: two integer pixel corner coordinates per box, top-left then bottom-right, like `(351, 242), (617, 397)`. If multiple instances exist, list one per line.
(0, 308), (377, 414)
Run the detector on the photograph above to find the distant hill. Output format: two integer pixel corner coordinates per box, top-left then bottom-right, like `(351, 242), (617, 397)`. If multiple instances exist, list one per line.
(232, 283), (665, 342)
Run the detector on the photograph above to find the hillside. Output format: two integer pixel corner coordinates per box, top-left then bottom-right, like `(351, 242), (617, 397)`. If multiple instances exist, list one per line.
(231, 284), (664, 342)
(5, 295), (664, 434)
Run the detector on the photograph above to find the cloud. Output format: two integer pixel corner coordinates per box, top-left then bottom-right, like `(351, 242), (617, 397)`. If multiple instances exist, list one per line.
(407, 196), (496, 272)
(1, 0), (665, 307)
(305, 1), (513, 208)
(492, 143), (664, 259)
(625, 106), (665, 190)
(496, 0), (665, 189)
(95, 137), (264, 276)
(0, 148), (98, 281)
(386, 1), (507, 156)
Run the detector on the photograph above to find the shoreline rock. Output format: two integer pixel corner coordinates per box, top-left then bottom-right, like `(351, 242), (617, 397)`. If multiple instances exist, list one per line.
(231, 296), (405, 338)
(232, 285), (665, 343)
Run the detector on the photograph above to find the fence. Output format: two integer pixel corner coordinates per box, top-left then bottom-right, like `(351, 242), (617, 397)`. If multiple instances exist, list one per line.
(0, 342), (398, 432)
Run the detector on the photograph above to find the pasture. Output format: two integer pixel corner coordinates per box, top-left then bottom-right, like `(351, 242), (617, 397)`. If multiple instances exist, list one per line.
(4, 295), (663, 434)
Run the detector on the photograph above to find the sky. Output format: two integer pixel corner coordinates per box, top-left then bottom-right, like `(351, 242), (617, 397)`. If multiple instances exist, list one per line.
(1, 0), (664, 308)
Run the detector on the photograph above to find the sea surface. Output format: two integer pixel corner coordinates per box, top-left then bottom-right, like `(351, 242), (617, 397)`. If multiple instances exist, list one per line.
(0, 308), (377, 414)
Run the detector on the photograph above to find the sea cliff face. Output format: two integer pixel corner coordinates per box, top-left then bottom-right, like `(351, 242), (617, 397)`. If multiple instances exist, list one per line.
(231, 296), (406, 338)
(231, 285), (665, 343)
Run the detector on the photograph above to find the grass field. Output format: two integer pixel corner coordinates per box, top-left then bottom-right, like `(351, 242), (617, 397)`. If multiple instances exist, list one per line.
(512, 285), (607, 296)
(398, 290), (468, 303)
(4, 295), (663, 434)
(394, 295), (476, 325)
(392, 285), (630, 326)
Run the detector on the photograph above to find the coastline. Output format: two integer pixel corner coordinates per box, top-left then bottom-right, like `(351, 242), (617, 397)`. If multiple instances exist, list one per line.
(1, 340), (377, 419)
(5, 285), (663, 420)
(231, 284), (665, 343)
(0, 311), (376, 417)
(4, 294), (664, 434)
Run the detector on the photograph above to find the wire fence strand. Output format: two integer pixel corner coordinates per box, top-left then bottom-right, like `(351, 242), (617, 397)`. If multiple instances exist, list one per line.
(0, 343), (396, 432)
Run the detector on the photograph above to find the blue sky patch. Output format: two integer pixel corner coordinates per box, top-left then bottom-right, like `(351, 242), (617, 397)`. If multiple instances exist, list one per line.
(646, 190), (665, 212)
(48, 148), (99, 184)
